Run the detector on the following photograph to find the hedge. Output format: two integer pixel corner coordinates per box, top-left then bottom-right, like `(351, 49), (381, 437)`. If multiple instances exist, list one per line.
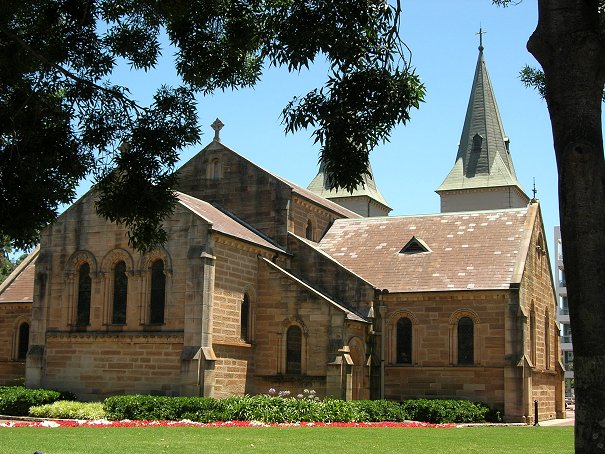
(401, 398), (491, 423)
(0, 386), (498, 423)
(29, 401), (106, 420)
(0, 386), (74, 416)
(103, 394), (496, 424)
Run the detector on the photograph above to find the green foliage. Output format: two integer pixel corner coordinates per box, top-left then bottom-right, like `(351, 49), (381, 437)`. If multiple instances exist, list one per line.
(0, 386), (73, 416)
(103, 394), (492, 424)
(103, 395), (232, 422)
(401, 399), (491, 424)
(0, 236), (28, 284)
(349, 399), (408, 421)
(29, 401), (106, 420)
(0, 253), (14, 284)
(1, 389), (494, 424)
(1, 0), (424, 252)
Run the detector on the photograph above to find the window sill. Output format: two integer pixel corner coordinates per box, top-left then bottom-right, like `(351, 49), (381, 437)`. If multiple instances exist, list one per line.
(140, 323), (165, 331)
(257, 374), (326, 382)
(70, 324), (90, 332)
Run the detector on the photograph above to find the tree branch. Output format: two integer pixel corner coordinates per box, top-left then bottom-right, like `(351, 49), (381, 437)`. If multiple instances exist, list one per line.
(0, 23), (147, 112)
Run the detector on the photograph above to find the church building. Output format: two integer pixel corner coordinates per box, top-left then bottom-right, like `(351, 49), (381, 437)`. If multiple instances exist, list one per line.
(0, 42), (564, 423)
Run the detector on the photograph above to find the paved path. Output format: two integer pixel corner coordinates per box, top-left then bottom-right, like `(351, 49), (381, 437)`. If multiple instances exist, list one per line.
(539, 409), (575, 427)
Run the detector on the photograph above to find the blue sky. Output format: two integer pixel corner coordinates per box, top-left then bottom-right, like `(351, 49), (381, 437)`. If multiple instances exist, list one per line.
(99, 2), (563, 257)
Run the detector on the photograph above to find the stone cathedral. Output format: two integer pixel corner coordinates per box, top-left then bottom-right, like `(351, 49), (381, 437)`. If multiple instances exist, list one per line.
(0, 44), (564, 423)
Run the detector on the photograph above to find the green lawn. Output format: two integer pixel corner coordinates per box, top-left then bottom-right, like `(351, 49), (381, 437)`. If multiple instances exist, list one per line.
(1, 426), (573, 454)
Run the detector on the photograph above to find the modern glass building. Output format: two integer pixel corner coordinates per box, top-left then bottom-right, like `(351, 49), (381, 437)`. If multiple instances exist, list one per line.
(554, 226), (574, 396)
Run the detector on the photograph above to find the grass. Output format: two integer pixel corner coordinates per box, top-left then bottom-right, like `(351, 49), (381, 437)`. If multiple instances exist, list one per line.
(0, 426), (573, 454)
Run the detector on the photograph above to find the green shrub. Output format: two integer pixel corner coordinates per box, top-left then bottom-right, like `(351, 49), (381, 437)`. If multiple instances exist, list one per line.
(103, 395), (232, 422)
(29, 401), (106, 420)
(0, 386), (73, 416)
(400, 399), (490, 423)
(103, 394), (493, 424)
(349, 400), (408, 422)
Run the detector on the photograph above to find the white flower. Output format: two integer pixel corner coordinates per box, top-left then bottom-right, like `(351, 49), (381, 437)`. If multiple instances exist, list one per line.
(40, 420), (61, 428)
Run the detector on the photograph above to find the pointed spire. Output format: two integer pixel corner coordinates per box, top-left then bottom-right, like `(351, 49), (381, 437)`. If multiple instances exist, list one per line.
(436, 35), (528, 210)
(307, 160), (391, 217)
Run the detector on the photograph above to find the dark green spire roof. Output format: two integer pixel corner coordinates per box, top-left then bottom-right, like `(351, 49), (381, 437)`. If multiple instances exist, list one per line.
(437, 46), (526, 194)
(307, 160), (391, 212)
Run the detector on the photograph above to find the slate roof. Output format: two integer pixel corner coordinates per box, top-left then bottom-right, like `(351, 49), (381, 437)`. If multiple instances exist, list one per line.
(177, 193), (286, 253)
(318, 206), (535, 293)
(0, 247), (39, 303)
(437, 46), (526, 194)
(307, 160), (391, 212)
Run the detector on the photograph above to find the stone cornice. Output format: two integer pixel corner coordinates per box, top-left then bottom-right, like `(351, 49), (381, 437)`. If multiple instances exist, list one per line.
(46, 330), (184, 342)
(381, 289), (512, 302)
(0, 302), (32, 308)
(214, 235), (267, 255)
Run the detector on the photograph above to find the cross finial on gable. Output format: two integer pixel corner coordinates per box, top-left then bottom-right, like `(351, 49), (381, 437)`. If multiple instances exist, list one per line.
(211, 118), (224, 142)
(477, 27), (486, 52)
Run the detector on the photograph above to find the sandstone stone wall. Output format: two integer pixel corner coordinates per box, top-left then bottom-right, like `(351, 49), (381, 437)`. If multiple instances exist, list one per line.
(253, 260), (368, 398)
(42, 333), (183, 400)
(177, 144), (292, 245)
(381, 291), (508, 409)
(27, 194), (213, 397)
(519, 207), (564, 421)
(177, 144), (353, 248)
(0, 302), (30, 385)
(289, 196), (337, 242)
(208, 238), (269, 398)
(287, 234), (374, 317)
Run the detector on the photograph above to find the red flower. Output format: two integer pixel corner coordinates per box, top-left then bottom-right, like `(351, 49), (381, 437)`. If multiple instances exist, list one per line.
(1, 419), (455, 429)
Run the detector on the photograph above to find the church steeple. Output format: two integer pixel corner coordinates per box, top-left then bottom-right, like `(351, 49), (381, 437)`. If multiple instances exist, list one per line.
(436, 33), (529, 213)
(307, 160), (391, 217)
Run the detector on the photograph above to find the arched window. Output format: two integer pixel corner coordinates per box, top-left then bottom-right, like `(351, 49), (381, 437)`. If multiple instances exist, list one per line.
(396, 317), (412, 364)
(240, 293), (250, 342)
(305, 220), (314, 241)
(76, 262), (92, 326)
(112, 260), (128, 325)
(209, 159), (221, 180)
(530, 306), (537, 366)
(545, 313), (551, 370)
(536, 233), (545, 276)
(17, 322), (29, 360)
(457, 317), (474, 365)
(149, 260), (166, 324)
(286, 325), (302, 374)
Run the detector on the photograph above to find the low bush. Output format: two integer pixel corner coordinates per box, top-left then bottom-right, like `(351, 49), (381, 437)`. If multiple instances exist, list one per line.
(0, 386), (73, 416)
(349, 400), (408, 422)
(401, 399), (491, 423)
(103, 394), (493, 424)
(29, 401), (106, 420)
(103, 395), (231, 422)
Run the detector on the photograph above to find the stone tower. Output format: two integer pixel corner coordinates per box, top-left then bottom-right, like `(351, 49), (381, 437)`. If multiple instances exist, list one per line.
(436, 35), (529, 212)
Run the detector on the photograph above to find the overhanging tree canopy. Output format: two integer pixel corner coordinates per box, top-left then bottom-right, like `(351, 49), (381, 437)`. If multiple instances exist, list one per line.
(0, 0), (424, 252)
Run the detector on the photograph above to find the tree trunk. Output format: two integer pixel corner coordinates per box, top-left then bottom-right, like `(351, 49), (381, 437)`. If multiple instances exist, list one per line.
(528, 1), (605, 452)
